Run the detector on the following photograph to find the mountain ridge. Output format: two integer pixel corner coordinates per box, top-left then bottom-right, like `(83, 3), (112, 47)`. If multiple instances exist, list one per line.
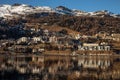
(0, 4), (119, 19)
(0, 4), (120, 38)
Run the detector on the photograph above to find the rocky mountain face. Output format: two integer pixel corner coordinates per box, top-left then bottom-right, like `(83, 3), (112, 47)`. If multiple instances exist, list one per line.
(0, 4), (120, 39)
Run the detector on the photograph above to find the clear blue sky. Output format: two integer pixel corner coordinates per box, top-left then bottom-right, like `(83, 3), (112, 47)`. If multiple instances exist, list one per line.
(0, 0), (120, 14)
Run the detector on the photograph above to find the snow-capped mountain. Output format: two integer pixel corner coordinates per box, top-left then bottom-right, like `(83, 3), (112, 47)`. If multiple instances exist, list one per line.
(0, 4), (119, 19)
(55, 6), (73, 15)
(72, 9), (90, 16)
(0, 4), (54, 18)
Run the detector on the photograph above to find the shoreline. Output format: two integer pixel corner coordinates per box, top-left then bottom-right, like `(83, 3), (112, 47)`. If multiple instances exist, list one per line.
(0, 50), (120, 57)
(0, 53), (120, 57)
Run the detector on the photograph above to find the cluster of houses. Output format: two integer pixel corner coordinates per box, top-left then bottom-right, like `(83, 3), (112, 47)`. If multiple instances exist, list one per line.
(78, 43), (110, 51)
(1, 24), (120, 55)
(14, 28), (112, 53)
(0, 27), (114, 54)
(96, 32), (120, 42)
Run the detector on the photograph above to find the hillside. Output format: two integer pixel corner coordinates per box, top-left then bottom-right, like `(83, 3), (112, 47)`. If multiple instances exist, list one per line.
(0, 4), (120, 39)
(26, 14), (120, 35)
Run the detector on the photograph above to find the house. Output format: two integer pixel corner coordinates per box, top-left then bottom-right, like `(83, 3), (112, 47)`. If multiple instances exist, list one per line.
(1, 42), (8, 47)
(14, 46), (32, 53)
(30, 28), (36, 31)
(83, 43), (99, 47)
(78, 43), (110, 51)
(95, 31), (109, 39)
(104, 36), (113, 40)
(74, 34), (81, 39)
(32, 37), (42, 43)
(49, 36), (58, 43)
(43, 29), (49, 35)
(111, 33), (120, 41)
(17, 37), (28, 44)
(111, 33), (120, 37)
(100, 42), (108, 46)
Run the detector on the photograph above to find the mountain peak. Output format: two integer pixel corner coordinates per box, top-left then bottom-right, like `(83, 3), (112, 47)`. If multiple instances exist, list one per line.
(12, 3), (22, 6)
(56, 6), (72, 12)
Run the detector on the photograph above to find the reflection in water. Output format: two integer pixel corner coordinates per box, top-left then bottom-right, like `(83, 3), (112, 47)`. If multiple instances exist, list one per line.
(0, 56), (120, 80)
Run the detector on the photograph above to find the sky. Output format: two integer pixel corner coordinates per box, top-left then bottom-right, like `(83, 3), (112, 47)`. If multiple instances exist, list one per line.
(0, 0), (120, 14)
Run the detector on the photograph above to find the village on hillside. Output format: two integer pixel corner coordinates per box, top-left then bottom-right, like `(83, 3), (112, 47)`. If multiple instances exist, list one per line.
(0, 23), (120, 56)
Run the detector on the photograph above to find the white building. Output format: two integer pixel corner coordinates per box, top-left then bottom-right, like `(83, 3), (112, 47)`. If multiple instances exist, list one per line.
(49, 36), (57, 43)
(17, 37), (28, 44)
(32, 37), (41, 42)
(78, 43), (110, 51)
(83, 43), (99, 47)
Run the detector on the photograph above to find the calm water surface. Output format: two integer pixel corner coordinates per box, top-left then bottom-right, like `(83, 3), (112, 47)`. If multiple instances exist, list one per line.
(0, 56), (120, 80)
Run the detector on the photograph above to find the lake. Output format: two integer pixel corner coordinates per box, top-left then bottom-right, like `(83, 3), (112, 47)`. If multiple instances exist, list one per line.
(0, 55), (120, 80)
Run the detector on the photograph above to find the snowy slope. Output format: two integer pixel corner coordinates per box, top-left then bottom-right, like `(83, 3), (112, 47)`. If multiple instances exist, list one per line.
(0, 4), (119, 19)
(11, 4), (34, 14)
(72, 9), (90, 16)
(0, 4), (54, 18)
(0, 5), (12, 17)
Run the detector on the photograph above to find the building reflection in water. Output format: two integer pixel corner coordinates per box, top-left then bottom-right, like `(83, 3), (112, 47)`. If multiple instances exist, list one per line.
(0, 56), (120, 80)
